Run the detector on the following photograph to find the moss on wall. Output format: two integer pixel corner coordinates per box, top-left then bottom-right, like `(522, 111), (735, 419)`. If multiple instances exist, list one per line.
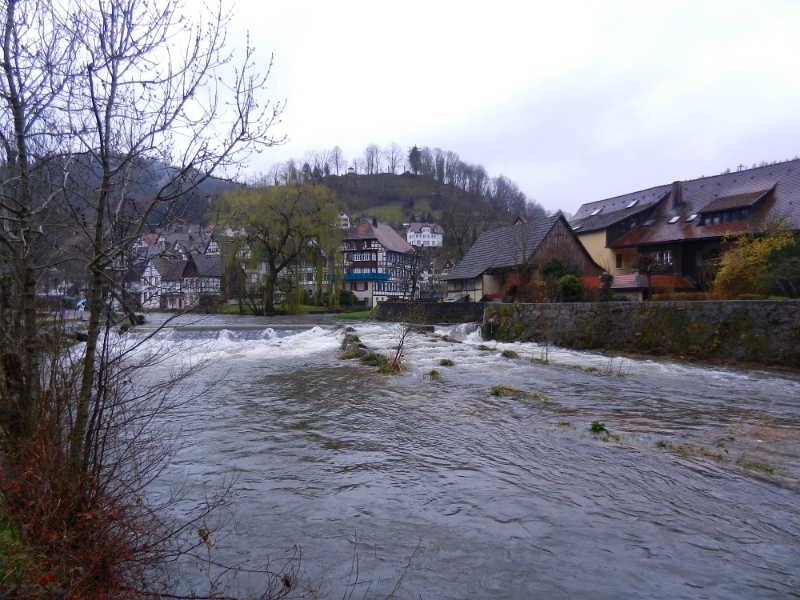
(484, 300), (800, 367)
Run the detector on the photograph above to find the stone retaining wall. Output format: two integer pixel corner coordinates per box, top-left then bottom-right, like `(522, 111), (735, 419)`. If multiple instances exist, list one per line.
(483, 301), (800, 367)
(376, 302), (485, 323)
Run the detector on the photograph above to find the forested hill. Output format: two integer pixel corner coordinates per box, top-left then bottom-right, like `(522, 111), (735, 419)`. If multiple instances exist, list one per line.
(325, 172), (546, 258)
(240, 144), (550, 259)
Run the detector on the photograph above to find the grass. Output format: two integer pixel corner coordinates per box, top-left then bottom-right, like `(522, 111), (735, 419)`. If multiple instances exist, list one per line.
(491, 386), (551, 402)
(477, 344), (494, 351)
(429, 369), (441, 379)
(334, 311), (372, 320)
(360, 353), (405, 374)
(501, 350), (519, 359)
(530, 357), (549, 364)
(220, 303), (331, 315)
(339, 348), (366, 360)
(361, 353), (386, 367)
(589, 421), (608, 434)
(741, 460), (774, 473)
(439, 358), (455, 366)
(351, 198), (435, 225)
(655, 440), (725, 461)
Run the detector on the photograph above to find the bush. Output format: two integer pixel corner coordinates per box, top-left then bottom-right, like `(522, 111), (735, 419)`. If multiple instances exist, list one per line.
(339, 289), (357, 307)
(541, 257), (582, 281)
(713, 225), (794, 298)
(557, 274), (583, 302)
(598, 271), (614, 302)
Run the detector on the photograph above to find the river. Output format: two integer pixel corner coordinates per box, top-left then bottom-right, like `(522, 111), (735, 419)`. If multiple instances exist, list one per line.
(131, 313), (800, 599)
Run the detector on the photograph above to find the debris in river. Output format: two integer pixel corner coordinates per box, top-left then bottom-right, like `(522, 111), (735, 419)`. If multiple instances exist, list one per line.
(491, 386), (551, 402)
(501, 350), (519, 358)
(590, 421), (608, 434)
(439, 359), (455, 367)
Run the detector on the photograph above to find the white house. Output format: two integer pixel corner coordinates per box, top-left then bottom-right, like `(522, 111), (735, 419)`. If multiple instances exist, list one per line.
(406, 223), (444, 247)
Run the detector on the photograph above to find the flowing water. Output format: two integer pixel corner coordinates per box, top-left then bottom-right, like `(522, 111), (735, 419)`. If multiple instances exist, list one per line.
(131, 313), (800, 599)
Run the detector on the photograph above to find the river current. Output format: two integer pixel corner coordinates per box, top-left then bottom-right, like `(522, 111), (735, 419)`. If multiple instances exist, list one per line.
(131, 313), (799, 599)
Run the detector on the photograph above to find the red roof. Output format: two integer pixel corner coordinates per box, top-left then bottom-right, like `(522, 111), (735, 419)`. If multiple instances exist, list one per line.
(345, 219), (413, 253)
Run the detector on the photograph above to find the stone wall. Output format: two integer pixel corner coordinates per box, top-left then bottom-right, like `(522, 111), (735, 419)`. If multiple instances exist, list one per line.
(483, 301), (800, 367)
(377, 302), (486, 323)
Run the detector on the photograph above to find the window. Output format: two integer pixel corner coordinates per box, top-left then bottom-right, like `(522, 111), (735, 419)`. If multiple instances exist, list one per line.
(616, 254), (623, 269)
(351, 252), (374, 261)
(626, 199), (639, 209)
(668, 216), (680, 224)
(657, 251), (673, 265)
(686, 214), (698, 222)
(572, 226), (581, 231)
(643, 219), (656, 226)
(590, 207), (602, 216)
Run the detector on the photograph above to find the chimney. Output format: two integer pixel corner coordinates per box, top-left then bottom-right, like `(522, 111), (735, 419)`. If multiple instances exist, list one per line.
(372, 217), (380, 227)
(671, 181), (683, 208)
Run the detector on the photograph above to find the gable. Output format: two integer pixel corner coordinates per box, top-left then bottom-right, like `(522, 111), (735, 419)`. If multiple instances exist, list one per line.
(443, 216), (561, 280)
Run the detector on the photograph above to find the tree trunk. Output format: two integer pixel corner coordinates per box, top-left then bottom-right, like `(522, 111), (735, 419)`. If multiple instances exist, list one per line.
(263, 270), (277, 314)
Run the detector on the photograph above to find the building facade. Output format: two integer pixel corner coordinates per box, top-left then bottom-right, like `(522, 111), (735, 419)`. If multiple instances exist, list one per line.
(570, 160), (800, 288)
(336, 217), (415, 307)
(406, 222), (444, 247)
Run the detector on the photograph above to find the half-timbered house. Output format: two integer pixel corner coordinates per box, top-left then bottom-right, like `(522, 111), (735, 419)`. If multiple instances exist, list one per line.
(337, 217), (415, 307)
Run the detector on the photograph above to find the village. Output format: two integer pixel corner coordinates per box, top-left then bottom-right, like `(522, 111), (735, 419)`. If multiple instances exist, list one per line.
(39, 158), (800, 316)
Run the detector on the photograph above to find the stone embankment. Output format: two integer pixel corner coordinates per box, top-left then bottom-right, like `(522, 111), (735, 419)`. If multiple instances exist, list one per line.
(375, 300), (800, 366)
(483, 300), (800, 367)
(377, 302), (485, 323)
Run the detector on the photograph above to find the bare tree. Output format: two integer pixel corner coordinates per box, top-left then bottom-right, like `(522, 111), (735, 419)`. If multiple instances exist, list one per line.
(384, 142), (403, 174)
(0, 0), (288, 594)
(363, 143), (381, 175)
(329, 145), (346, 175)
(630, 252), (668, 300)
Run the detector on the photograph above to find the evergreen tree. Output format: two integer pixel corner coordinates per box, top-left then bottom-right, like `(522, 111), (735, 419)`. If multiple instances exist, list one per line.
(408, 145), (422, 174)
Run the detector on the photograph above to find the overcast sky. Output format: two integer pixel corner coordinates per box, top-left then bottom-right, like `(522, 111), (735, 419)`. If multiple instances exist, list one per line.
(226, 0), (800, 215)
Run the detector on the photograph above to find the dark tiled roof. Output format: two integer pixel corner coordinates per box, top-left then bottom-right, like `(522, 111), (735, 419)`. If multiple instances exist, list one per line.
(584, 161), (800, 248)
(121, 263), (146, 283)
(344, 220), (413, 254)
(161, 259), (187, 281)
(443, 215), (561, 280)
(696, 187), (773, 213)
(149, 257), (172, 276)
(581, 274), (695, 290)
(571, 186), (672, 232)
(193, 255), (222, 277)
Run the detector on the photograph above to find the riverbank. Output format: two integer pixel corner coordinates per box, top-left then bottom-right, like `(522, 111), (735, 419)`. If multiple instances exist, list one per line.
(375, 300), (800, 368)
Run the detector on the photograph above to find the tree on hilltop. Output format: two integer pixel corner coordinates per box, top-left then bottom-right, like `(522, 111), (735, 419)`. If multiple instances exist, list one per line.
(408, 145), (422, 174)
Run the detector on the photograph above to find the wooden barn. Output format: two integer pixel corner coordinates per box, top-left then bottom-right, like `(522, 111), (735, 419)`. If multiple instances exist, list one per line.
(442, 214), (602, 302)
